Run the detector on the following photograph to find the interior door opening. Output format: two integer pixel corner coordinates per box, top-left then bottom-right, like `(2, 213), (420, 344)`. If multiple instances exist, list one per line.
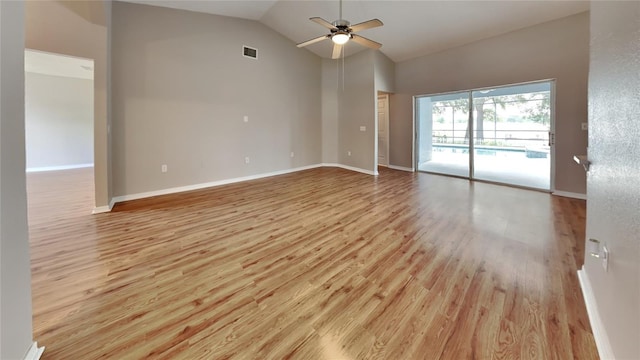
(24, 49), (96, 215)
(415, 80), (554, 191)
(377, 93), (389, 167)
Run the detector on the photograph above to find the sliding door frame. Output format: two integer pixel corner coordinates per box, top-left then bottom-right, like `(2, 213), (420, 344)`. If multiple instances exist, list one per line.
(413, 79), (556, 192)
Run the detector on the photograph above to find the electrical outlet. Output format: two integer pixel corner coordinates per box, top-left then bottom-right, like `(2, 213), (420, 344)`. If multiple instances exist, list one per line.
(161, 164), (167, 173)
(359, 126), (366, 132)
(290, 152), (294, 158)
(347, 151), (351, 156)
(245, 157), (250, 164)
(244, 115), (249, 123)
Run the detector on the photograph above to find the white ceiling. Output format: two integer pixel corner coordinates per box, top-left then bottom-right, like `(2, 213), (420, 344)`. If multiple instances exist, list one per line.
(25, 50), (94, 80)
(120, 0), (590, 62)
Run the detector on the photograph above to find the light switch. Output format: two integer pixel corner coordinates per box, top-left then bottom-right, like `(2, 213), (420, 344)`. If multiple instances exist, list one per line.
(581, 122), (588, 131)
(359, 126), (366, 132)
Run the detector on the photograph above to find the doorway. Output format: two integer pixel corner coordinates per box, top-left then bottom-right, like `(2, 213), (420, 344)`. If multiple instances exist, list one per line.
(377, 93), (389, 167)
(24, 49), (96, 216)
(415, 80), (554, 190)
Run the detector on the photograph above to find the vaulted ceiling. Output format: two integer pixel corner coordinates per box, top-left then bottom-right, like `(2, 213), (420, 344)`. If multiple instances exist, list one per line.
(120, 0), (590, 62)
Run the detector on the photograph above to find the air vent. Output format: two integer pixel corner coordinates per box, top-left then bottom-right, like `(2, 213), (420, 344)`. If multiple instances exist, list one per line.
(243, 46), (258, 59)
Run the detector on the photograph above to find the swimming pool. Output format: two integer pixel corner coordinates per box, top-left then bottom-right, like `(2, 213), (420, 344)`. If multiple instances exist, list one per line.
(432, 144), (549, 159)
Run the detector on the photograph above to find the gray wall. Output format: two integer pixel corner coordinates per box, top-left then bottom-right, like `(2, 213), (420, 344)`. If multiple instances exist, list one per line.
(337, 50), (376, 172)
(389, 93), (413, 168)
(321, 59), (339, 164)
(373, 51), (395, 94)
(111, 2), (321, 197)
(393, 12), (589, 194)
(585, 2), (640, 359)
(26, 0), (111, 208)
(0, 1), (34, 358)
(25, 72), (94, 170)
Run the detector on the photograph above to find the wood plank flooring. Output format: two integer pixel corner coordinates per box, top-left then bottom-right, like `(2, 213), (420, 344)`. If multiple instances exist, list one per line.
(27, 167), (598, 359)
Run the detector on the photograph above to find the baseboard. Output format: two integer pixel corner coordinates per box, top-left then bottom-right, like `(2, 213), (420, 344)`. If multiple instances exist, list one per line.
(92, 206), (110, 214)
(387, 164), (415, 172)
(577, 268), (615, 360)
(92, 198), (116, 214)
(322, 163), (378, 176)
(111, 164), (325, 205)
(26, 163), (93, 173)
(100, 163), (379, 210)
(552, 190), (587, 200)
(24, 342), (44, 360)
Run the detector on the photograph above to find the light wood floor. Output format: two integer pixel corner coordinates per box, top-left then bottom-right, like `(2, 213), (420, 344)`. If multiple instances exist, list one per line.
(27, 167), (597, 359)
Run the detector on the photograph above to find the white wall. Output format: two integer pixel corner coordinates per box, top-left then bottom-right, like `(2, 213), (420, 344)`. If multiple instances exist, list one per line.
(25, 72), (94, 171)
(393, 12), (589, 194)
(583, 2), (640, 359)
(112, 2), (321, 197)
(0, 1), (34, 358)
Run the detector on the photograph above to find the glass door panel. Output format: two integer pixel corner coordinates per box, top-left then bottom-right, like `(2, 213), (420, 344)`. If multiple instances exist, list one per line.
(471, 82), (552, 190)
(416, 92), (471, 178)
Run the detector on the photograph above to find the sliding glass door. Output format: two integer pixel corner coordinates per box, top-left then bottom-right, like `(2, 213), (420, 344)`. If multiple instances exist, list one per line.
(416, 81), (553, 190)
(472, 82), (551, 189)
(416, 91), (470, 178)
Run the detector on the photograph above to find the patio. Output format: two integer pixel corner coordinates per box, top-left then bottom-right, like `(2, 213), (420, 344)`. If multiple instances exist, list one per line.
(418, 147), (550, 190)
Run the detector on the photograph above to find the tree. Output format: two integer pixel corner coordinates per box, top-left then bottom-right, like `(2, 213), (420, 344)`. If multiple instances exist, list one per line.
(468, 97), (506, 142)
(517, 92), (550, 125)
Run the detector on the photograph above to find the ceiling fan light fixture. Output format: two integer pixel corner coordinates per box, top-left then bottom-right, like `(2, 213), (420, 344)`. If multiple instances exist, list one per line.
(332, 33), (350, 45)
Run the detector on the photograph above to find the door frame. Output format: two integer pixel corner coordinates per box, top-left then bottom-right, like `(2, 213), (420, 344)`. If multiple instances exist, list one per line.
(377, 93), (390, 167)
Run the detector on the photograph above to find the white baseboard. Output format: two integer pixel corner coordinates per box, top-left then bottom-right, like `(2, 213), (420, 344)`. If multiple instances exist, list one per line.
(111, 164), (325, 205)
(98, 163), (380, 212)
(92, 198), (117, 214)
(577, 268), (615, 360)
(24, 342), (44, 360)
(388, 164), (415, 172)
(552, 190), (587, 200)
(322, 163), (378, 176)
(26, 163), (93, 173)
(92, 205), (111, 214)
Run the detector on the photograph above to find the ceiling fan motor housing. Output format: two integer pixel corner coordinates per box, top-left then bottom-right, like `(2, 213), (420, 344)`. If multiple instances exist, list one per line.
(332, 19), (351, 29)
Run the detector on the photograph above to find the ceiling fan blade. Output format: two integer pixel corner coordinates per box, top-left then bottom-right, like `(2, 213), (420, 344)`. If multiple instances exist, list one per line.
(332, 43), (343, 59)
(351, 34), (382, 50)
(349, 19), (383, 32)
(297, 34), (330, 48)
(310, 17), (337, 30)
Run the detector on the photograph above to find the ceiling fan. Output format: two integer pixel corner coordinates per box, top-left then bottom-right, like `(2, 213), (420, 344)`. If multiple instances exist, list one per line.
(296, 0), (383, 59)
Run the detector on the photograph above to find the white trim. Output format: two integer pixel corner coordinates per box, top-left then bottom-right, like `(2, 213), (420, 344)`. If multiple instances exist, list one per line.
(92, 198), (116, 214)
(23, 342), (44, 360)
(322, 163), (378, 176)
(26, 163), (93, 173)
(377, 93), (390, 167)
(92, 205), (111, 214)
(388, 165), (415, 172)
(552, 190), (587, 200)
(112, 164), (324, 204)
(98, 164), (378, 210)
(577, 268), (615, 360)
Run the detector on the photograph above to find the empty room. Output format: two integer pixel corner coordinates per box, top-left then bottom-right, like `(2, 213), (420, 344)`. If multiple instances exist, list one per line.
(1, 1), (638, 359)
